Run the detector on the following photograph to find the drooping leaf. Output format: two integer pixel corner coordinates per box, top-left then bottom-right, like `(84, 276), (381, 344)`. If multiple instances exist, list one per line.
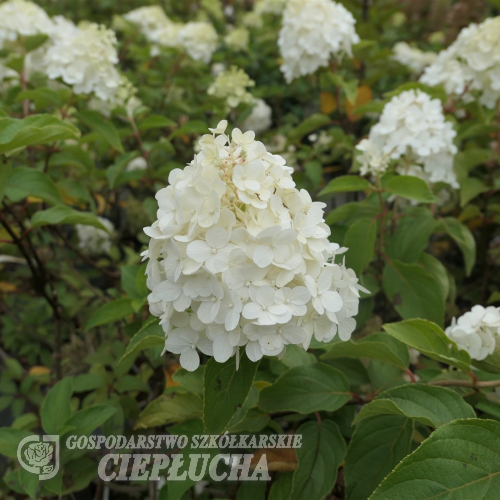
(353, 384), (476, 427)
(41, 377), (73, 435)
(258, 363), (350, 414)
(76, 110), (124, 152)
(370, 419), (500, 500)
(386, 176), (438, 203)
(31, 206), (108, 230)
(290, 420), (346, 500)
(345, 416), (413, 500)
(343, 217), (377, 273)
(319, 175), (371, 196)
(382, 259), (445, 326)
(7, 168), (63, 205)
(383, 319), (471, 372)
(438, 217), (476, 276)
(203, 353), (259, 434)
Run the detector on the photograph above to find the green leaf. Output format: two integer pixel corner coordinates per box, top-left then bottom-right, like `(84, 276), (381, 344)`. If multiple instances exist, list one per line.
(382, 259), (445, 326)
(41, 377), (73, 435)
(288, 114), (331, 141)
(354, 384), (476, 427)
(0, 115), (80, 155)
(418, 253), (450, 300)
(17, 88), (64, 109)
(345, 416), (413, 500)
(370, 419), (500, 500)
(19, 467), (38, 499)
(0, 160), (11, 203)
(438, 217), (476, 276)
(117, 319), (164, 367)
(138, 115), (176, 131)
(23, 34), (49, 53)
(31, 206), (108, 229)
(319, 175), (371, 196)
(135, 393), (202, 429)
(385, 207), (438, 263)
(343, 217), (377, 273)
(304, 160), (323, 187)
(65, 405), (117, 437)
(76, 110), (124, 153)
(0, 428), (31, 458)
(84, 298), (134, 331)
(386, 176), (438, 203)
(460, 177), (489, 206)
(321, 332), (409, 370)
(203, 353), (260, 434)
(383, 319), (471, 372)
(258, 363), (350, 414)
(291, 420), (346, 500)
(6, 167), (63, 205)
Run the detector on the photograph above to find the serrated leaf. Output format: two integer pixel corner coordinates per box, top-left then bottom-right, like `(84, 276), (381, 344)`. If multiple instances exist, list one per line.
(386, 176), (438, 203)
(383, 319), (471, 372)
(345, 416), (413, 500)
(31, 206), (108, 229)
(7, 168), (63, 205)
(291, 420), (346, 500)
(84, 298), (134, 331)
(382, 259), (445, 326)
(0, 115), (80, 155)
(370, 419), (500, 500)
(438, 217), (476, 276)
(343, 217), (377, 273)
(76, 110), (123, 152)
(258, 363), (350, 414)
(354, 384), (476, 427)
(136, 393), (202, 429)
(203, 353), (259, 434)
(319, 175), (371, 196)
(321, 332), (409, 370)
(117, 320), (164, 367)
(41, 377), (73, 435)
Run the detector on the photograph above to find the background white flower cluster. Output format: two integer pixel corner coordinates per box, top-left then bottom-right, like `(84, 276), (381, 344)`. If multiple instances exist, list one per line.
(392, 42), (437, 75)
(356, 89), (458, 188)
(445, 306), (500, 361)
(124, 6), (218, 63)
(278, 0), (359, 82)
(420, 17), (500, 109)
(207, 66), (255, 109)
(0, 0), (137, 109)
(144, 121), (367, 371)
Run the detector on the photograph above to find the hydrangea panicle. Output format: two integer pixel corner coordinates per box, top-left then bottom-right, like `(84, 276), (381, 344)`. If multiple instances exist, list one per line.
(144, 122), (367, 371)
(278, 0), (359, 82)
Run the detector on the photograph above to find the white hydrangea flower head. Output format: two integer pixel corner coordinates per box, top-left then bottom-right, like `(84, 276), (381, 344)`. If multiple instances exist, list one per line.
(255, 0), (286, 15)
(177, 22), (218, 63)
(355, 90), (458, 187)
(392, 42), (437, 74)
(76, 217), (114, 255)
(242, 12), (263, 29)
(207, 66), (255, 109)
(0, 0), (53, 48)
(45, 21), (123, 102)
(123, 6), (170, 38)
(421, 17), (500, 109)
(143, 121), (367, 371)
(445, 305), (500, 361)
(242, 98), (272, 134)
(278, 0), (359, 83)
(225, 27), (250, 52)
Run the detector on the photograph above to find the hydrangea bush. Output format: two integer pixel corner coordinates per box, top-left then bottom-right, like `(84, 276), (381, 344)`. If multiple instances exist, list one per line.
(1, 0), (500, 499)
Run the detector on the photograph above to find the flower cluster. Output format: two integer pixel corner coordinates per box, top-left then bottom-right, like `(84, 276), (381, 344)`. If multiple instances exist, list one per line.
(45, 21), (123, 102)
(0, 0), (53, 47)
(124, 7), (218, 63)
(225, 27), (250, 52)
(76, 217), (114, 255)
(278, 0), (359, 83)
(445, 305), (500, 361)
(143, 121), (366, 371)
(420, 17), (500, 109)
(177, 22), (219, 63)
(242, 98), (272, 134)
(356, 90), (458, 187)
(207, 66), (255, 109)
(392, 42), (437, 74)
